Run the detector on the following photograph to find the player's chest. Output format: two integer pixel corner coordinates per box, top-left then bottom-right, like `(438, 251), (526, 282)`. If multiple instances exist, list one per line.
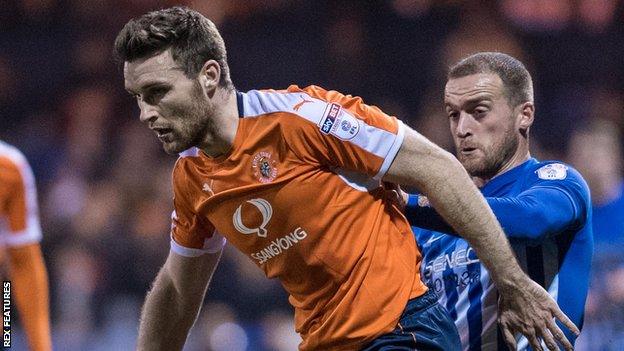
(187, 146), (332, 243)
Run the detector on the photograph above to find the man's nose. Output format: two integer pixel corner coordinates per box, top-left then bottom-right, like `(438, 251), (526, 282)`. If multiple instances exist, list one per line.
(138, 100), (158, 124)
(455, 112), (473, 138)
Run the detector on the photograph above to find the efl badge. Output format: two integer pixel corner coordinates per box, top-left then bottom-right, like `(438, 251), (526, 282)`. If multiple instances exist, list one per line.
(334, 114), (360, 140)
(536, 163), (568, 180)
(252, 151), (278, 183)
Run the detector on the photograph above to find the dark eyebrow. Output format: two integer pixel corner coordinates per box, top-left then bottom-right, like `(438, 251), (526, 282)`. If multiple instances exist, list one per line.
(126, 82), (169, 96)
(444, 102), (456, 111)
(450, 95), (494, 109)
(445, 93), (495, 111)
(465, 94), (494, 104)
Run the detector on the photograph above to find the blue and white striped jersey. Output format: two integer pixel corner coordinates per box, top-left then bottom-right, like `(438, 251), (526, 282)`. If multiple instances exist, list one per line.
(408, 158), (593, 351)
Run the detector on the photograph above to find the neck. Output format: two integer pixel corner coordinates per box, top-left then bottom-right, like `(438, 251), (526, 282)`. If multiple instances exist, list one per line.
(475, 141), (531, 185)
(199, 88), (239, 158)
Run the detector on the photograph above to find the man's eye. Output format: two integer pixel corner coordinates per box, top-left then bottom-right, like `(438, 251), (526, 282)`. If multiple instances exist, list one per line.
(145, 88), (168, 104)
(153, 87), (168, 96)
(474, 108), (488, 117)
(448, 111), (459, 119)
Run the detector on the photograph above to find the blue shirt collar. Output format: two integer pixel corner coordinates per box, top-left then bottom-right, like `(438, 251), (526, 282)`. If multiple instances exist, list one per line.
(481, 158), (538, 194)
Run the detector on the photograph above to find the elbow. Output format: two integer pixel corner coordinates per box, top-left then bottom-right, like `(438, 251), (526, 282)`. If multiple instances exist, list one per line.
(419, 151), (466, 192)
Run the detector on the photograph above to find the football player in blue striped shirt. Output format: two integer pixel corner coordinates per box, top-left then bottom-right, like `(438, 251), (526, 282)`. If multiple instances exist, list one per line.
(402, 52), (593, 351)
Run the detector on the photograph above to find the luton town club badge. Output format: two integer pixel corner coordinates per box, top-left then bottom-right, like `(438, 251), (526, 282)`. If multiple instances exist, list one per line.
(252, 151), (278, 183)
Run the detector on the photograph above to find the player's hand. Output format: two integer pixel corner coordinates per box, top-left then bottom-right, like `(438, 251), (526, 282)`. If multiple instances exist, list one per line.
(498, 278), (580, 351)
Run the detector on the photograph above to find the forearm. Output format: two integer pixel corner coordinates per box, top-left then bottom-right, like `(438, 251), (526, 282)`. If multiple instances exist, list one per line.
(137, 249), (221, 351)
(8, 244), (51, 351)
(386, 129), (526, 291)
(137, 267), (205, 350)
(421, 157), (524, 290)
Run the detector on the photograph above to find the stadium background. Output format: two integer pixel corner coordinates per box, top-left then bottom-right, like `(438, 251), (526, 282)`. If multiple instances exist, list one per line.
(1, 0), (623, 350)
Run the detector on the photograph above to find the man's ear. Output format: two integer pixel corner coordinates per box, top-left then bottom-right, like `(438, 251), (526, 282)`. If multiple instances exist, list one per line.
(517, 101), (534, 137)
(199, 60), (221, 93)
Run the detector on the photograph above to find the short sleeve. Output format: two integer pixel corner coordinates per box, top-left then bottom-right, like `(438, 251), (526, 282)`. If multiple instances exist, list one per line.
(0, 155), (42, 247)
(170, 160), (226, 257)
(281, 85), (406, 180)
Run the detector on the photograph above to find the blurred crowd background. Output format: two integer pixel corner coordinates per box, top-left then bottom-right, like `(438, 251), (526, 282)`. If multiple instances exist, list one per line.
(0, 0), (623, 350)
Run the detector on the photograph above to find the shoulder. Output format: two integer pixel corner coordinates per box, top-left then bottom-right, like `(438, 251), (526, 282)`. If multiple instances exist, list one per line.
(0, 142), (30, 184)
(0, 141), (28, 167)
(240, 85), (399, 135)
(239, 86), (354, 140)
(529, 161), (586, 184)
(527, 160), (590, 200)
(172, 148), (203, 185)
(240, 86), (327, 123)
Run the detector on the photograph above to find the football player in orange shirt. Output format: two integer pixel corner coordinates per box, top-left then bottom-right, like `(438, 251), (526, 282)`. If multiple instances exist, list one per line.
(115, 7), (578, 351)
(0, 141), (52, 351)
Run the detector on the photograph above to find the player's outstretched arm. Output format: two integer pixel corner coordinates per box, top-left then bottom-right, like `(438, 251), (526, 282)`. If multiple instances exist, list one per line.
(8, 243), (51, 351)
(383, 127), (579, 351)
(402, 186), (580, 241)
(137, 248), (222, 351)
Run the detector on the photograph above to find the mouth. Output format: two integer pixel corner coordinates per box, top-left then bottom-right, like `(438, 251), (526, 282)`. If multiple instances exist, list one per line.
(460, 146), (478, 155)
(152, 127), (173, 141)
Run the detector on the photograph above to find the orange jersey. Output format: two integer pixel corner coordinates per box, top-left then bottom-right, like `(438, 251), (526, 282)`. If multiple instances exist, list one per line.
(170, 85), (428, 350)
(0, 141), (51, 351)
(0, 141), (42, 248)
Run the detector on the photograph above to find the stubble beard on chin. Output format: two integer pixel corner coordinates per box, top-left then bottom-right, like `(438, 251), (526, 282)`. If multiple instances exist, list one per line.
(460, 129), (519, 180)
(162, 107), (214, 155)
(163, 88), (215, 155)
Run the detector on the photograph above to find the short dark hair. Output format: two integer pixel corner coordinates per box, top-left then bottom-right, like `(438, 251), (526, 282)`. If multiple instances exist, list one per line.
(114, 6), (233, 90)
(448, 52), (533, 107)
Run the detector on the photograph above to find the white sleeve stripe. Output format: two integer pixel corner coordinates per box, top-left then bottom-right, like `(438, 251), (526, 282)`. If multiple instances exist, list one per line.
(0, 142), (42, 244)
(241, 90), (327, 121)
(202, 231), (227, 253)
(1, 227), (42, 247)
(241, 89), (404, 161)
(170, 231), (226, 257)
(170, 238), (208, 257)
(374, 119), (405, 180)
(348, 116), (400, 159)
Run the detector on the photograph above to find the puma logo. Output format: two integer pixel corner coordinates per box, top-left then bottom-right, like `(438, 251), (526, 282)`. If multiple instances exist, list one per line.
(293, 95), (314, 111)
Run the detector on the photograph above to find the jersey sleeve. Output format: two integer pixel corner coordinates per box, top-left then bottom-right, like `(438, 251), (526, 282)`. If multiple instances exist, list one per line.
(283, 85), (405, 180)
(170, 160), (225, 257)
(483, 186), (584, 242)
(493, 163), (590, 241)
(406, 163), (591, 243)
(0, 155), (42, 247)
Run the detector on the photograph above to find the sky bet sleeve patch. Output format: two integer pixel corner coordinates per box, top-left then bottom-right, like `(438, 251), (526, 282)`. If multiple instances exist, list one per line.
(318, 103), (360, 140)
